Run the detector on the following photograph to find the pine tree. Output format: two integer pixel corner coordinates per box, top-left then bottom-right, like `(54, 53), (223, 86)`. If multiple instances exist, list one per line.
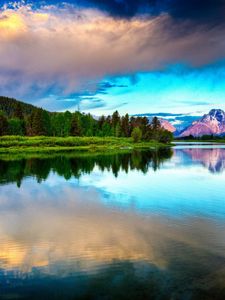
(64, 111), (72, 136)
(102, 122), (111, 136)
(13, 103), (24, 120)
(0, 113), (8, 136)
(25, 115), (33, 136)
(98, 115), (105, 130)
(150, 117), (161, 141)
(121, 113), (130, 137)
(115, 122), (121, 137)
(32, 109), (45, 136)
(70, 114), (82, 136)
(81, 113), (95, 136)
(112, 111), (120, 136)
(42, 110), (51, 136)
(151, 117), (161, 131)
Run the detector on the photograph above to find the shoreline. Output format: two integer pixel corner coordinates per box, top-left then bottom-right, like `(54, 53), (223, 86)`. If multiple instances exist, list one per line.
(0, 136), (171, 155)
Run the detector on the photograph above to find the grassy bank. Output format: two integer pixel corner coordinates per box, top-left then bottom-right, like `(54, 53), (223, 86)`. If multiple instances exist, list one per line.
(0, 136), (170, 154)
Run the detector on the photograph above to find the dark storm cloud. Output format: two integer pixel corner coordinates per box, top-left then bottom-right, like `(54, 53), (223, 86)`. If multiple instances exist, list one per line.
(59, 0), (225, 24)
(167, 0), (225, 23)
(7, 0), (223, 23)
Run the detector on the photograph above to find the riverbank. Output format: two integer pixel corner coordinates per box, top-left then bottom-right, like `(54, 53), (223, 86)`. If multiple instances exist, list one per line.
(0, 136), (171, 154)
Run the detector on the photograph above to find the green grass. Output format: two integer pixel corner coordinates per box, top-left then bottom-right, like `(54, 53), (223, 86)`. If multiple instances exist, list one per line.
(0, 148), (134, 161)
(0, 136), (170, 154)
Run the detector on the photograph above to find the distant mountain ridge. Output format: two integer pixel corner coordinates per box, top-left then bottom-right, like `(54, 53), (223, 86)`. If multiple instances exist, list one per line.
(180, 109), (225, 137)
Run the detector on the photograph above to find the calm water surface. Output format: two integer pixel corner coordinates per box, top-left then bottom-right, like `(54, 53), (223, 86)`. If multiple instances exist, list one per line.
(0, 145), (225, 299)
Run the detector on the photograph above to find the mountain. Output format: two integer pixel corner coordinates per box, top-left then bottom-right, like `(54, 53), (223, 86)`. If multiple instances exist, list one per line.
(180, 109), (225, 137)
(159, 119), (176, 132)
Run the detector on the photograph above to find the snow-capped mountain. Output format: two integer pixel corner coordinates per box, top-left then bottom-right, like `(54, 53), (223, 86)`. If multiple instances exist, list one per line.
(180, 109), (225, 137)
(159, 119), (176, 132)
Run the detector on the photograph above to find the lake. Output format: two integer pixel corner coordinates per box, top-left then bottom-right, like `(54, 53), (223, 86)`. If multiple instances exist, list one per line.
(0, 145), (225, 299)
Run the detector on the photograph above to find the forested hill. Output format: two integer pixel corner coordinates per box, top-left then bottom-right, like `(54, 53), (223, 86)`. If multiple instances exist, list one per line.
(0, 96), (173, 143)
(0, 96), (45, 118)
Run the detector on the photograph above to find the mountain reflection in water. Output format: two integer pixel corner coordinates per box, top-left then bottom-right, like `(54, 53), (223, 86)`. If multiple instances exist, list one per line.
(0, 146), (225, 299)
(175, 146), (225, 173)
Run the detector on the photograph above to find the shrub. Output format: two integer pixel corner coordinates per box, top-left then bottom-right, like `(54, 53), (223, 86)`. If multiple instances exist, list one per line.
(131, 127), (142, 143)
(158, 129), (173, 144)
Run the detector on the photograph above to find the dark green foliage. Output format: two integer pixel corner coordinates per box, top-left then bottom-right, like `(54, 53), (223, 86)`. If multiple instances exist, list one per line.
(25, 114), (33, 136)
(8, 118), (25, 136)
(31, 110), (43, 136)
(98, 115), (106, 132)
(158, 129), (173, 143)
(152, 116), (161, 131)
(0, 112), (8, 136)
(177, 134), (224, 141)
(51, 113), (64, 136)
(131, 127), (142, 143)
(0, 96), (38, 118)
(112, 110), (121, 136)
(112, 110), (120, 128)
(121, 113), (130, 137)
(70, 113), (82, 136)
(102, 121), (112, 136)
(51, 111), (72, 137)
(115, 122), (121, 137)
(13, 103), (24, 120)
(142, 117), (172, 143)
(31, 109), (51, 136)
(63, 111), (73, 136)
(80, 113), (96, 136)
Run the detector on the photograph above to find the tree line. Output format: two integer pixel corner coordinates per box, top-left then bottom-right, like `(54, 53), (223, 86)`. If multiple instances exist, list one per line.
(0, 100), (173, 143)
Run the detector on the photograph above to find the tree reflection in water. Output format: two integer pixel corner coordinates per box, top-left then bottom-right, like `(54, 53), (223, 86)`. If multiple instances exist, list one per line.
(0, 148), (172, 187)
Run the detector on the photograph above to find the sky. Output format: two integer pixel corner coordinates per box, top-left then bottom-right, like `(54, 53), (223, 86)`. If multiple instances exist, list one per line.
(0, 0), (225, 116)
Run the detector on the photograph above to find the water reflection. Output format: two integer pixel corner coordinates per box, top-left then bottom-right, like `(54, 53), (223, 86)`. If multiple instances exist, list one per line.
(0, 146), (225, 299)
(0, 148), (172, 187)
(0, 184), (225, 299)
(175, 146), (225, 173)
(1, 146), (225, 189)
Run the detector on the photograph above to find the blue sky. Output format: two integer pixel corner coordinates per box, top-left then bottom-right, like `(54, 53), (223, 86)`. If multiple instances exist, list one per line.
(0, 0), (225, 115)
(79, 65), (225, 115)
